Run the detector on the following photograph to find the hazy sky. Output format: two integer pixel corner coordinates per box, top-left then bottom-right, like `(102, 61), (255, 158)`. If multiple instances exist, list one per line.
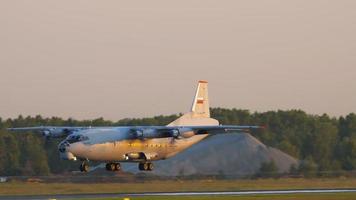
(0, 1), (355, 120)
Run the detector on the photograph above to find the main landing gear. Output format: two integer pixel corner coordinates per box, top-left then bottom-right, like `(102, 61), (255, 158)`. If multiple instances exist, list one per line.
(138, 162), (154, 171)
(106, 163), (121, 171)
(79, 161), (150, 172)
(79, 161), (89, 172)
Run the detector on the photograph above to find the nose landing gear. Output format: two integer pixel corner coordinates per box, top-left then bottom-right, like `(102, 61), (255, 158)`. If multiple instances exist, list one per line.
(106, 163), (121, 171)
(138, 162), (153, 171)
(79, 162), (89, 172)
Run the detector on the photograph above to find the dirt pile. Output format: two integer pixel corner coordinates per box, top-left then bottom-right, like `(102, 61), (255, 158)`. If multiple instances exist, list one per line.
(122, 133), (298, 176)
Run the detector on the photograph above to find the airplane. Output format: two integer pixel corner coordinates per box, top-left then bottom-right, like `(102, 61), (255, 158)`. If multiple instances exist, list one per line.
(8, 81), (261, 172)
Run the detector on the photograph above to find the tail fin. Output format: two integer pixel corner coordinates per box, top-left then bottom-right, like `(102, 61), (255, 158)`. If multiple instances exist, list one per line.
(167, 80), (219, 126)
(191, 80), (210, 118)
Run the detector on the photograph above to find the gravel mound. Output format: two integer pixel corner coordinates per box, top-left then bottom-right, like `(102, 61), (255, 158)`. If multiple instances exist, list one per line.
(122, 133), (298, 177)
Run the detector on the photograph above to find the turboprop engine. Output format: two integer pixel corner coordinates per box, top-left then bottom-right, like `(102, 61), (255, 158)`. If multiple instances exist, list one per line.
(132, 128), (161, 139)
(41, 128), (66, 138)
(170, 128), (196, 139)
(176, 130), (195, 138)
(167, 128), (196, 145)
(131, 128), (196, 139)
(41, 128), (78, 139)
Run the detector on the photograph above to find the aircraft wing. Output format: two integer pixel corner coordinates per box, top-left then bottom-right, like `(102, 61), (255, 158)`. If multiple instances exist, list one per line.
(153, 125), (262, 138)
(7, 126), (89, 138)
(8, 125), (262, 139)
(180, 125), (262, 134)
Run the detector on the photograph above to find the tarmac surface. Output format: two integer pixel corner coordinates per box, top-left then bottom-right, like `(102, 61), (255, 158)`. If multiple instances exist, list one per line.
(1, 189), (356, 200)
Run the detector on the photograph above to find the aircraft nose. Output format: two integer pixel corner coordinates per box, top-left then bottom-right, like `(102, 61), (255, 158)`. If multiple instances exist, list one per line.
(58, 141), (69, 153)
(58, 141), (77, 160)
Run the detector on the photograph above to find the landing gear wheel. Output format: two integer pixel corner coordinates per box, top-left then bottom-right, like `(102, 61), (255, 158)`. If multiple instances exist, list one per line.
(106, 163), (121, 171)
(114, 163), (121, 171)
(106, 163), (111, 171)
(143, 163), (149, 171)
(110, 163), (116, 171)
(148, 162), (154, 171)
(139, 163), (144, 171)
(138, 162), (153, 171)
(80, 162), (89, 172)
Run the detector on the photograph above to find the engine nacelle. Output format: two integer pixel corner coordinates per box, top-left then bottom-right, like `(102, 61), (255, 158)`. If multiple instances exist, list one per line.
(132, 129), (160, 139)
(172, 128), (196, 139)
(178, 130), (195, 138)
(158, 128), (195, 139)
(41, 128), (71, 138)
(131, 128), (196, 139)
(41, 130), (51, 137)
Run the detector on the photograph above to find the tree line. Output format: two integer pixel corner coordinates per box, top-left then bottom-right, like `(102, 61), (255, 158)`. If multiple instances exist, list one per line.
(0, 108), (355, 176)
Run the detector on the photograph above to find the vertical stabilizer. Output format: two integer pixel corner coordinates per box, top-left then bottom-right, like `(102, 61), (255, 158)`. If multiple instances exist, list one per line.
(191, 80), (210, 118)
(167, 80), (219, 126)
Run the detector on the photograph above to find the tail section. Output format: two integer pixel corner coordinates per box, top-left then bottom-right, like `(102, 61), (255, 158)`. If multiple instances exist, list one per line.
(167, 80), (219, 126)
(191, 80), (210, 118)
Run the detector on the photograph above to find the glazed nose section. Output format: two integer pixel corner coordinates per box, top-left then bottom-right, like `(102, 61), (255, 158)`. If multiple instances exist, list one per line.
(58, 141), (77, 161)
(58, 141), (69, 153)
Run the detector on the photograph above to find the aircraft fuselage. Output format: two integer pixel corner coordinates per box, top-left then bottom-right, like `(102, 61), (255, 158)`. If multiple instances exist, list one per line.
(59, 127), (208, 162)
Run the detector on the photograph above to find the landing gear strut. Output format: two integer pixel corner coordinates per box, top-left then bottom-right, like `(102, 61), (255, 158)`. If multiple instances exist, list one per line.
(138, 162), (153, 171)
(106, 163), (121, 171)
(79, 162), (89, 172)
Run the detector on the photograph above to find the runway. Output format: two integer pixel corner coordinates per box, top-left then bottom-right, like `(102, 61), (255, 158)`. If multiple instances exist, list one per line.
(1, 189), (356, 200)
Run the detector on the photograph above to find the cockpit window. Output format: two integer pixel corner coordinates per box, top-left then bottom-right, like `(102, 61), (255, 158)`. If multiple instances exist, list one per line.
(66, 134), (89, 144)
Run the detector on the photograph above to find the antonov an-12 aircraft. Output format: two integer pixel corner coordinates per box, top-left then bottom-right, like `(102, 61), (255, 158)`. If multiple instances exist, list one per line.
(9, 81), (261, 172)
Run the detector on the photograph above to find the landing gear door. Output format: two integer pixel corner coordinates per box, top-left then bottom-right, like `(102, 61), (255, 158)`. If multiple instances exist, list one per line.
(144, 152), (158, 160)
